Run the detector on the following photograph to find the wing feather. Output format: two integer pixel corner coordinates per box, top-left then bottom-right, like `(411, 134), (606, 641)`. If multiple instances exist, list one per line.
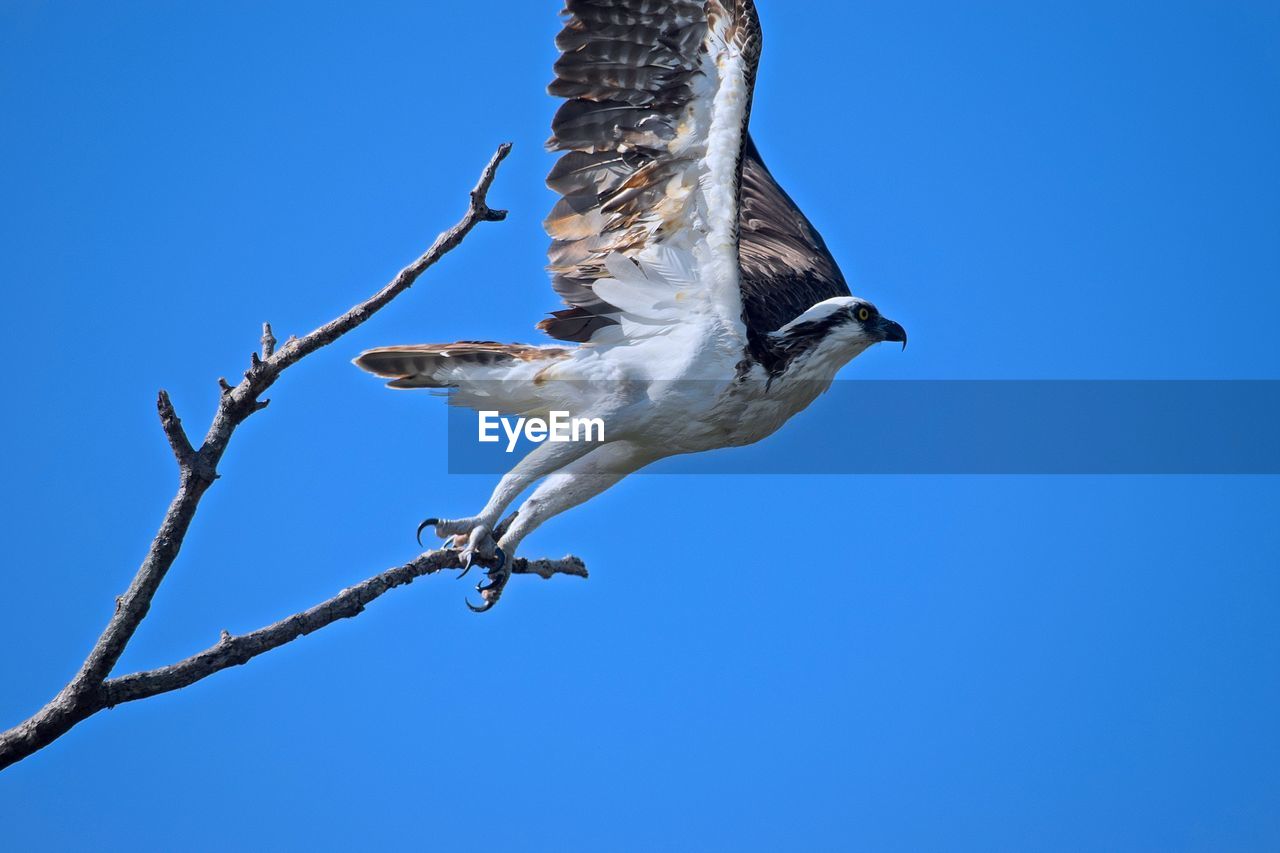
(540, 0), (763, 345)
(737, 134), (851, 342)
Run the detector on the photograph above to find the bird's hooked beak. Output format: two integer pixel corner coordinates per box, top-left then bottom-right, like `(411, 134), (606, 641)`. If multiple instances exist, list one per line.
(878, 317), (908, 350)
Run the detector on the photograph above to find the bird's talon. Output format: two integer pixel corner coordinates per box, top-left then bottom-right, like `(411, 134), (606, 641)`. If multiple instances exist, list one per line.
(466, 550), (511, 613)
(415, 518), (440, 548)
(465, 596), (495, 614)
(413, 521), (507, 611)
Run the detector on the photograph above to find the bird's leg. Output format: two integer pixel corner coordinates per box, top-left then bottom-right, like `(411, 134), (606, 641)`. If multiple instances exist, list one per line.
(467, 441), (654, 612)
(417, 439), (598, 550)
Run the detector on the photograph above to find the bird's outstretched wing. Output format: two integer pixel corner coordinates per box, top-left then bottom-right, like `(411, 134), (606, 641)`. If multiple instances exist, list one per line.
(541, 0), (763, 345)
(737, 134), (851, 340)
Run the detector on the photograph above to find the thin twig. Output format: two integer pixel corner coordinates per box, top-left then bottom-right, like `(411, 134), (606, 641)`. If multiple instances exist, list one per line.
(261, 322), (276, 359)
(156, 390), (195, 467)
(0, 143), (562, 773)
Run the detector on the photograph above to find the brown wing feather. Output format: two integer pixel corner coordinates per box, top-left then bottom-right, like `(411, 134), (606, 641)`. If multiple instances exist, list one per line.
(738, 133), (851, 343)
(540, 0), (763, 343)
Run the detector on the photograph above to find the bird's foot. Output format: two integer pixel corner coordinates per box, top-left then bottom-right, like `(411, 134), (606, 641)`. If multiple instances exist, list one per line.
(457, 524), (500, 580)
(415, 516), (512, 611)
(466, 546), (510, 614)
(417, 516), (483, 549)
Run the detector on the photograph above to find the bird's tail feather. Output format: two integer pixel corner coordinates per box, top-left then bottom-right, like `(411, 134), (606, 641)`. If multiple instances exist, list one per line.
(353, 342), (570, 390)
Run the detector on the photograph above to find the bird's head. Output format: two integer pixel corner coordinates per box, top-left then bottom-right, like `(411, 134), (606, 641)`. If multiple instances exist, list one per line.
(772, 296), (908, 364)
(840, 296), (908, 350)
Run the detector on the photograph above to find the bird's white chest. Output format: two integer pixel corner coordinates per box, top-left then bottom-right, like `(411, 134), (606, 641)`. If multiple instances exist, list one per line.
(612, 367), (831, 455)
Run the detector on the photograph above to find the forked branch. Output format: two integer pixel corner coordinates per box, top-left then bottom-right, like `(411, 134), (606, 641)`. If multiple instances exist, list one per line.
(0, 143), (585, 772)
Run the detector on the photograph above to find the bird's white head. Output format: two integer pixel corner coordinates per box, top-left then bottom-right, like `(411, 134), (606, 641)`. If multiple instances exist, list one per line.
(770, 296), (908, 373)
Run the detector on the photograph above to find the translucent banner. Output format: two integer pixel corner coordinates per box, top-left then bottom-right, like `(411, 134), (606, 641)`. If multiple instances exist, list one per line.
(442, 380), (1280, 475)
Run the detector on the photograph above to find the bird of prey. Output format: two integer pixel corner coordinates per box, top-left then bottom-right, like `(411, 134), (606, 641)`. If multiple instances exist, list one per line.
(356, 0), (907, 610)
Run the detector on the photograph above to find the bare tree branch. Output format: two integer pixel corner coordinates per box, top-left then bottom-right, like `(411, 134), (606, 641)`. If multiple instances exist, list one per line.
(100, 553), (586, 707)
(0, 142), (580, 772)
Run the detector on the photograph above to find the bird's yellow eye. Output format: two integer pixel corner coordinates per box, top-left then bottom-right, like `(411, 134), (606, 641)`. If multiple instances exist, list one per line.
(857, 307), (871, 322)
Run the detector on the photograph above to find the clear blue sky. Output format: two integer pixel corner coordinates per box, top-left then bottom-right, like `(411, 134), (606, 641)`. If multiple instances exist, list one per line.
(2, 1), (1279, 850)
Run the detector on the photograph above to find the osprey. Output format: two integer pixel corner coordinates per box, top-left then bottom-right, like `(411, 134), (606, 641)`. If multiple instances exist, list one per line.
(356, 0), (907, 610)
